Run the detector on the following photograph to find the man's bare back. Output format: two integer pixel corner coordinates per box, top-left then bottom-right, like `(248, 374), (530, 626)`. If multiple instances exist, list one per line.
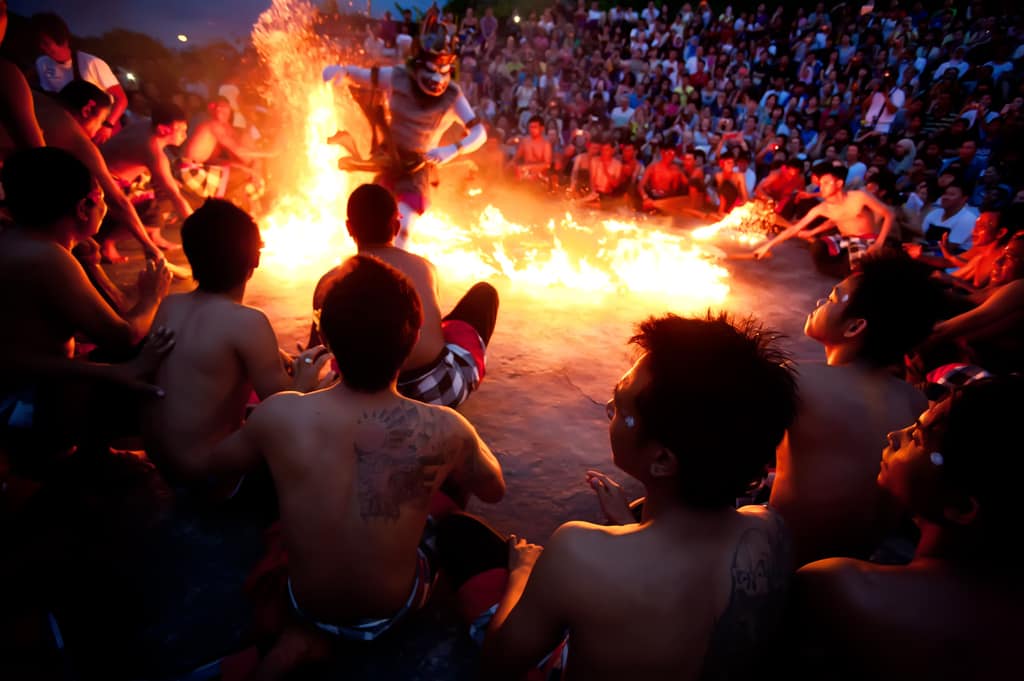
(797, 558), (1020, 680)
(233, 386), (494, 621)
(142, 292), (293, 483)
(183, 117), (234, 164)
(101, 119), (159, 180)
(535, 506), (789, 681)
(770, 362), (925, 564)
(314, 248), (445, 371)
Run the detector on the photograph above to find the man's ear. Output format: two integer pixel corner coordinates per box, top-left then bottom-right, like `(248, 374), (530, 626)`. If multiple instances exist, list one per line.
(843, 317), (867, 339)
(943, 495), (980, 526)
(81, 100), (97, 120)
(75, 196), (91, 222)
(391, 211), (402, 238)
(649, 446), (679, 479)
(156, 123), (172, 137)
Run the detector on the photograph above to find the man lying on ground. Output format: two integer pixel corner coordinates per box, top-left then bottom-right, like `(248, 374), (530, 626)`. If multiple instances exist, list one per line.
(0, 147), (171, 456)
(210, 255), (505, 680)
(101, 102), (194, 254)
(440, 313), (798, 681)
(793, 377), (1023, 681)
(753, 165), (894, 277)
(142, 199), (330, 500)
(310, 183), (498, 409)
(769, 253), (945, 566)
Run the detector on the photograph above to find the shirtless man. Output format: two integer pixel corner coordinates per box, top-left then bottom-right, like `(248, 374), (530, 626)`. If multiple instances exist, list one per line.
(143, 199), (331, 498)
(100, 102), (191, 256)
(754, 165), (894, 278)
(794, 377), (1023, 680)
(770, 253), (946, 565)
(638, 142), (688, 213)
(309, 184), (498, 408)
(680, 151), (706, 207)
(926, 233), (1024, 374)
(1, 81), (165, 262)
(512, 115), (552, 184)
(0, 147), (171, 453)
(178, 97), (266, 210)
(210, 255), (505, 680)
(0, 0), (45, 156)
(916, 211), (1007, 290)
(711, 153), (749, 215)
(472, 313), (797, 681)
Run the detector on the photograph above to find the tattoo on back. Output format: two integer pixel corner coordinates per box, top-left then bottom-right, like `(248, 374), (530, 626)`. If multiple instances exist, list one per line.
(699, 513), (792, 680)
(353, 403), (453, 521)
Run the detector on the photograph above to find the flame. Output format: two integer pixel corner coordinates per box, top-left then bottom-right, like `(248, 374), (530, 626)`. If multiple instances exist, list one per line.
(251, 0), (755, 310)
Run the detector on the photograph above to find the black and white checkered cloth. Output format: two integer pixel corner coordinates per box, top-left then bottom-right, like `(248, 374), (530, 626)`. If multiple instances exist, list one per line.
(397, 344), (481, 408)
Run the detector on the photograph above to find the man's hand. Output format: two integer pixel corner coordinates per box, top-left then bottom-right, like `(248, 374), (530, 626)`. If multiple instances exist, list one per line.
(507, 534), (544, 573)
(425, 144), (459, 166)
(137, 258), (173, 303)
(586, 470), (635, 525)
(292, 345), (335, 392)
(903, 242), (923, 259)
(93, 125), (114, 145)
(752, 244), (773, 260)
(74, 238), (102, 266)
(109, 325), (176, 397)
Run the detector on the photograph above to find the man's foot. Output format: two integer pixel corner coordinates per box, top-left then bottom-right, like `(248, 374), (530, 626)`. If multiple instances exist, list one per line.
(147, 229), (181, 251)
(101, 243), (129, 264)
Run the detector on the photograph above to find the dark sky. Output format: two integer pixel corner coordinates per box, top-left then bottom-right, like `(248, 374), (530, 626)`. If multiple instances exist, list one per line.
(10, 0), (428, 46)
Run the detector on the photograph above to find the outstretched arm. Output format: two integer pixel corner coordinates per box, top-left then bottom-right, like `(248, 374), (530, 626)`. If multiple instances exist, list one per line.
(754, 204), (826, 258)
(425, 93), (488, 165)
(323, 64), (394, 92)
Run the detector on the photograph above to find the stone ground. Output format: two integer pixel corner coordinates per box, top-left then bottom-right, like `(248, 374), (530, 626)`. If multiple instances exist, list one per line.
(23, 213), (835, 680)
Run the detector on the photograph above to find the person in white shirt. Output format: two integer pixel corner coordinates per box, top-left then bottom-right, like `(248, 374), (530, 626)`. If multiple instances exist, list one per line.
(920, 182), (979, 249)
(609, 97), (636, 129)
(860, 74), (905, 134)
(932, 48), (969, 81)
(31, 12), (126, 144)
(844, 144), (867, 189)
(641, 1), (660, 24)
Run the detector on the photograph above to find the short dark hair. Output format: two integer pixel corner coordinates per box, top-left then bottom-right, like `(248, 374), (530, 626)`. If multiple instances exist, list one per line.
(1, 147), (92, 228)
(151, 102), (186, 129)
(57, 80), (113, 113)
(181, 199), (261, 293)
(31, 12), (71, 45)
(818, 163), (848, 182)
(347, 184), (398, 246)
(318, 255), (423, 392)
(935, 376), (1024, 543)
(629, 313), (798, 508)
(784, 158), (804, 171)
(528, 114), (544, 126)
(843, 253), (944, 366)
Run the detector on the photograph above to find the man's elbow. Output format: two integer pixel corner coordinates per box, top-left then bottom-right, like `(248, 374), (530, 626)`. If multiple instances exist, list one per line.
(474, 470), (506, 504)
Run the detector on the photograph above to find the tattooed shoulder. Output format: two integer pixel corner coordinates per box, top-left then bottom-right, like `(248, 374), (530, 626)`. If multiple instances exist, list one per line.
(698, 511), (792, 680)
(351, 403), (462, 521)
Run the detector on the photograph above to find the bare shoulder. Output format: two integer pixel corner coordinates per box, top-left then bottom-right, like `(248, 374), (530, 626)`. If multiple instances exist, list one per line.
(541, 520), (617, 574)
(991, 278), (1024, 302)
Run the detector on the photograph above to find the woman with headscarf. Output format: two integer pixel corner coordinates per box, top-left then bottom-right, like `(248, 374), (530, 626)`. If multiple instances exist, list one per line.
(888, 137), (917, 178)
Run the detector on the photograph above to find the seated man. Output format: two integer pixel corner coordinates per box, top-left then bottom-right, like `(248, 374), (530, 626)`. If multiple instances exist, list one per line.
(310, 184), (498, 409)
(451, 313), (798, 681)
(912, 211), (1008, 290)
(710, 153), (749, 216)
(582, 142), (623, 206)
(31, 11), (127, 143)
(905, 185), (984, 268)
(927, 233), (1024, 375)
(638, 142), (689, 214)
(794, 377), (1024, 680)
(769, 253), (946, 566)
(178, 96), (268, 211)
(8, 81), (166, 262)
(142, 199), (330, 498)
(0, 147), (171, 456)
(210, 255), (505, 679)
(100, 102), (193, 257)
(511, 114), (552, 185)
(754, 158), (806, 222)
(754, 165), (894, 278)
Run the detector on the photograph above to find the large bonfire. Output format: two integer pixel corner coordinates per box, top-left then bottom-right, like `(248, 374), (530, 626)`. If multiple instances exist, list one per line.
(251, 0), (762, 308)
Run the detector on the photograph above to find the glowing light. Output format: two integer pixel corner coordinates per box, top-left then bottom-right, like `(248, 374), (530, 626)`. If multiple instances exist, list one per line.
(513, 15), (521, 23)
(125, 72), (137, 81)
(250, 0), (744, 311)
(177, 34), (189, 43)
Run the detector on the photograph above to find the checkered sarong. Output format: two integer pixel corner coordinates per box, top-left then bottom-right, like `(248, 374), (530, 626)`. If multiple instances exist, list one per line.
(923, 363), (991, 401)
(397, 343), (481, 408)
(822, 233), (877, 267)
(177, 162), (228, 199)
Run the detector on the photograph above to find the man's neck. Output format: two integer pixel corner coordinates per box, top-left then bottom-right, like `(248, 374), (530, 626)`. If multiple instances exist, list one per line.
(914, 520), (984, 565)
(358, 242), (396, 253)
(197, 283), (247, 303)
(942, 204), (964, 221)
(642, 484), (731, 524)
(822, 342), (872, 367)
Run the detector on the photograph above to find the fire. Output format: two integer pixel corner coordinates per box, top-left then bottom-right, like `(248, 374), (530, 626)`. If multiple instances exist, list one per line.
(251, 0), (754, 309)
